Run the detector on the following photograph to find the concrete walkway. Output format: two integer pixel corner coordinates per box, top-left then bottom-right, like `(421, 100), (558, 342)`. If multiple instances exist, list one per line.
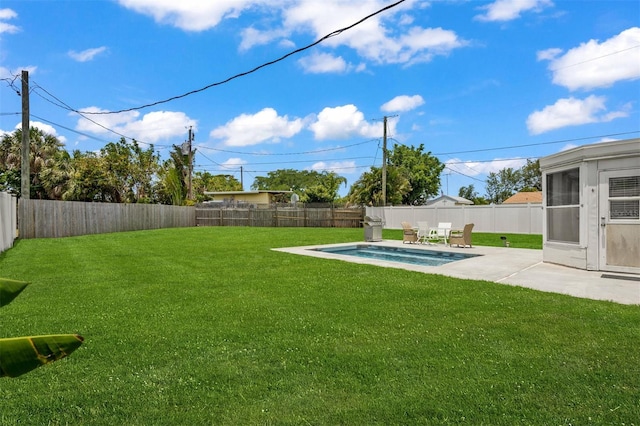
(274, 241), (640, 305)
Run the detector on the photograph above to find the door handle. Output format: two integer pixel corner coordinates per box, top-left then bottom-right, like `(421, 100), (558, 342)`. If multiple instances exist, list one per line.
(600, 216), (606, 227)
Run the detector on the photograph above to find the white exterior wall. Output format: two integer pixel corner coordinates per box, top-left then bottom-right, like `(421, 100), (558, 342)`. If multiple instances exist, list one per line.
(366, 204), (543, 234)
(541, 138), (640, 272)
(0, 192), (17, 254)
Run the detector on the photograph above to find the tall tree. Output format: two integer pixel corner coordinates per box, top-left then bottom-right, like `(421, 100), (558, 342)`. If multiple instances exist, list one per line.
(62, 151), (111, 202)
(387, 143), (444, 205)
(485, 167), (522, 204)
(458, 184), (489, 205)
(252, 169), (311, 192)
(100, 139), (133, 203)
(192, 172), (242, 202)
(484, 159), (542, 204)
(93, 138), (158, 203)
(347, 143), (443, 206)
(520, 159), (542, 191)
(0, 127), (65, 198)
(252, 169), (346, 203)
(347, 166), (410, 206)
(39, 150), (72, 200)
(302, 171), (346, 203)
(156, 146), (189, 205)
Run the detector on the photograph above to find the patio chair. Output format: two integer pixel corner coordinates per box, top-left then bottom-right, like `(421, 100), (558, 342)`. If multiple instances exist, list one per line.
(449, 223), (474, 248)
(428, 222), (452, 244)
(416, 221), (430, 244)
(401, 221), (418, 244)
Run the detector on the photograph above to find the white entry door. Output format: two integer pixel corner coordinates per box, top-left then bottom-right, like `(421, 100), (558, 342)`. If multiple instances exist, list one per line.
(598, 169), (640, 273)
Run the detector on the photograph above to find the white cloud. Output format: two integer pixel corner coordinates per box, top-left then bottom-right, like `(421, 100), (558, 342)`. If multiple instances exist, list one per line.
(559, 143), (577, 152)
(0, 65), (36, 82)
(445, 157), (526, 177)
(68, 47), (108, 62)
(526, 95), (629, 134)
(474, 0), (553, 22)
(239, 27), (288, 51)
(284, 2), (467, 65)
(0, 9), (17, 20)
(9, 120), (67, 144)
(536, 47), (562, 61)
(539, 27), (640, 91)
(381, 94), (424, 113)
(298, 52), (348, 74)
(118, 1), (466, 66)
(309, 104), (387, 140)
(75, 107), (196, 143)
(0, 8), (20, 34)
(116, 0), (271, 32)
(220, 157), (247, 169)
(309, 160), (357, 174)
(210, 108), (303, 147)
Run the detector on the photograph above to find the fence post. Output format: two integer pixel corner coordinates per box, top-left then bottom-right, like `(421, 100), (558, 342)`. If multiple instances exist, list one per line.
(304, 205), (308, 228)
(331, 204), (335, 228)
(274, 204), (278, 227)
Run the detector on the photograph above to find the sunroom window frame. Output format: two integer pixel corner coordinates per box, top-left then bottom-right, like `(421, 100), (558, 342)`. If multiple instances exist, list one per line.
(546, 166), (581, 244)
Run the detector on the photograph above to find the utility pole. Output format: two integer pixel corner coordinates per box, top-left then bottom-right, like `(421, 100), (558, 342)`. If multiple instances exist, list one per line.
(381, 116), (387, 206)
(446, 172), (450, 195)
(187, 126), (194, 200)
(21, 70), (30, 199)
(240, 166), (244, 191)
(181, 127), (195, 200)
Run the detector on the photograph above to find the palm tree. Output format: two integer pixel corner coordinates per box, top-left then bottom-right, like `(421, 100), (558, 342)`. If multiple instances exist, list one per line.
(348, 166), (410, 206)
(0, 127), (65, 198)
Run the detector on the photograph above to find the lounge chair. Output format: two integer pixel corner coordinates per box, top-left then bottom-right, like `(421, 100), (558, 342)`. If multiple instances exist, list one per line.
(401, 221), (418, 244)
(416, 221), (430, 244)
(428, 222), (452, 244)
(449, 223), (474, 248)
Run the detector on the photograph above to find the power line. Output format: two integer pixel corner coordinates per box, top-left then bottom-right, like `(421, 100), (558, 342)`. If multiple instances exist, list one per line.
(444, 166), (486, 183)
(29, 114), (114, 144)
(195, 164), (372, 174)
(76, 0), (406, 115)
(552, 44), (640, 70)
(196, 156), (375, 167)
(445, 157), (535, 165)
(30, 82), (166, 148)
(197, 138), (379, 156)
(434, 131), (640, 156)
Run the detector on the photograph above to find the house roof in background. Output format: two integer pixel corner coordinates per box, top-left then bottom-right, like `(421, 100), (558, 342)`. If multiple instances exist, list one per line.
(503, 191), (542, 204)
(426, 195), (474, 205)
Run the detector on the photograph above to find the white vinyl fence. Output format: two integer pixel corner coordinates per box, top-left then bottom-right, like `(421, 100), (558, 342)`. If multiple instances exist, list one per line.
(367, 204), (543, 234)
(0, 192), (18, 253)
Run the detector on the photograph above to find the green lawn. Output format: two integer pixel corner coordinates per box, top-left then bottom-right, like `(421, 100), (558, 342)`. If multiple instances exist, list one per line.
(0, 227), (637, 425)
(383, 229), (543, 250)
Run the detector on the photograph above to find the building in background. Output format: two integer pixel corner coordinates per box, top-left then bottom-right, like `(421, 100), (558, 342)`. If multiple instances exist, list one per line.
(426, 195), (473, 207)
(503, 191), (542, 204)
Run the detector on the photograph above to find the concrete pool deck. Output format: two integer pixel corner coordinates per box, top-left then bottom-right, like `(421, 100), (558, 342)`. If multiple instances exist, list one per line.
(273, 240), (640, 306)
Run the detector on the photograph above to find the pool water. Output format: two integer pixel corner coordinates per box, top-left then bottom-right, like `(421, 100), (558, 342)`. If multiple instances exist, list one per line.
(314, 244), (479, 267)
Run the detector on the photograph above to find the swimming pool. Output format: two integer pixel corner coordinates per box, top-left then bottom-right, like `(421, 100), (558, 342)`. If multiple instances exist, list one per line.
(314, 244), (479, 267)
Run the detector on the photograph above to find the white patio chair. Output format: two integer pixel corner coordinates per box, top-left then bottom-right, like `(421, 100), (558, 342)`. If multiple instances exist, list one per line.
(416, 221), (430, 244)
(428, 222), (452, 244)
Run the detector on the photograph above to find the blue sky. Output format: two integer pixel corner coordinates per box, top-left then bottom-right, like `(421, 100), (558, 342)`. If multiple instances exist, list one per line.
(1, 0), (639, 197)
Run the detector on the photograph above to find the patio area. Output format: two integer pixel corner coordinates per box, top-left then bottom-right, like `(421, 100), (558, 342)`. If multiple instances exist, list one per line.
(274, 240), (640, 305)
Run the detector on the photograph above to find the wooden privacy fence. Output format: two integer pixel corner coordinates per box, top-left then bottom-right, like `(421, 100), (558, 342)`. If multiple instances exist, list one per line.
(196, 205), (364, 228)
(19, 199), (195, 239)
(16, 200), (365, 239)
